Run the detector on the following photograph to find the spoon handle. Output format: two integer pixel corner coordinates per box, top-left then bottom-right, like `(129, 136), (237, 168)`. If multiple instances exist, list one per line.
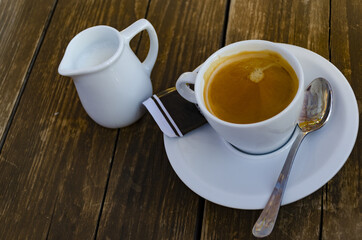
(252, 129), (307, 238)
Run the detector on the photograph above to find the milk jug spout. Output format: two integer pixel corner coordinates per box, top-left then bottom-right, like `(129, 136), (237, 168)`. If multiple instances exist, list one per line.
(58, 42), (84, 77)
(57, 25), (114, 77)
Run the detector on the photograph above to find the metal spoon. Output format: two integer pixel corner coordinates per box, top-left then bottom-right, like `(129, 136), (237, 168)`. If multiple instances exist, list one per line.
(252, 77), (333, 238)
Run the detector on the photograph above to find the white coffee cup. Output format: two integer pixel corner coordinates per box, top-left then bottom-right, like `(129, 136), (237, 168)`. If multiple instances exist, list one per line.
(58, 19), (158, 128)
(176, 40), (304, 154)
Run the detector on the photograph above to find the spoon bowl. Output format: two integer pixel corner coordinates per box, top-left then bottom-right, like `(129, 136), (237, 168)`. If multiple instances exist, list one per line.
(299, 79), (333, 132)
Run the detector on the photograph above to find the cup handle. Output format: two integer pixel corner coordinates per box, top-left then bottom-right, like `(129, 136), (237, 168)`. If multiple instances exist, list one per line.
(120, 19), (159, 76)
(176, 72), (198, 103)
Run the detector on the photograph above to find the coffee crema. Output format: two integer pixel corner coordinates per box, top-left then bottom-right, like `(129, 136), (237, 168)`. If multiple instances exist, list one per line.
(204, 50), (299, 124)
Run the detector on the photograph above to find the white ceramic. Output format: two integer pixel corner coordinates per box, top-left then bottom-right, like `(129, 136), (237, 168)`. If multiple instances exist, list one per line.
(165, 44), (359, 209)
(58, 19), (158, 128)
(176, 40), (305, 154)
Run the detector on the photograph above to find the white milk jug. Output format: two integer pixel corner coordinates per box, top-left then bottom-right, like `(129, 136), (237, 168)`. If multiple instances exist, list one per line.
(58, 19), (158, 128)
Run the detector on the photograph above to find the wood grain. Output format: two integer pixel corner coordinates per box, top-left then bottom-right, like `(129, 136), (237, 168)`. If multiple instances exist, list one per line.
(96, 0), (228, 239)
(0, 0), (148, 239)
(0, 0), (56, 141)
(226, 0), (329, 57)
(0, 0), (359, 239)
(201, 0), (329, 239)
(323, 0), (361, 239)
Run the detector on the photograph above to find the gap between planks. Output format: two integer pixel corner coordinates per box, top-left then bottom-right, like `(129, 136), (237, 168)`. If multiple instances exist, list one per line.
(0, 0), (59, 154)
(195, 0), (231, 239)
(93, 0), (152, 239)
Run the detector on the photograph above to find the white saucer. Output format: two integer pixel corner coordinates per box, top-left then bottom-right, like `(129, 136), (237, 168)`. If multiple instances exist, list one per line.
(164, 44), (359, 210)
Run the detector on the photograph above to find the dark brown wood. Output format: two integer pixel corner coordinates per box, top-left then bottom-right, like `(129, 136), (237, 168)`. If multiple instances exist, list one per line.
(96, 0), (228, 239)
(0, 0), (56, 139)
(0, 0), (149, 239)
(323, 0), (361, 239)
(226, 0), (329, 57)
(202, 192), (323, 240)
(201, 0), (330, 239)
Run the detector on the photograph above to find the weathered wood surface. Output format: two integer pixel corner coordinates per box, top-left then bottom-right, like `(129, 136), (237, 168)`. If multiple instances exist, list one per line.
(323, 0), (361, 239)
(0, 0), (56, 141)
(96, 0), (228, 239)
(202, 0), (329, 239)
(0, 0), (360, 239)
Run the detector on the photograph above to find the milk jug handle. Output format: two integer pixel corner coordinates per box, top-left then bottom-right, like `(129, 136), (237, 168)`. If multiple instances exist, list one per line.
(120, 19), (159, 76)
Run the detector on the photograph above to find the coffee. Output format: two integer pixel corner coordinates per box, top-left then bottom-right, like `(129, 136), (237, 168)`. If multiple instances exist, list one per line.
(204, 50), (298, 124)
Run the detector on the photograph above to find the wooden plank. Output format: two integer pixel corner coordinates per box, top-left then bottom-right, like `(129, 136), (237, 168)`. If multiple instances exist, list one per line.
(201, 0), (330, 239)
(202, 193), (323, 239)
(0, 0), (149, 239)
(226, 0), (329, 56)
(96, 0), (228, 239)
(0, 0), (56, 140)
(323, 0), (361, 239)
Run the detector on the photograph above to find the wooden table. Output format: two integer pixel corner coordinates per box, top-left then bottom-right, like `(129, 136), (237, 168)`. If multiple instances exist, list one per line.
(0, 0), (360, 239)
